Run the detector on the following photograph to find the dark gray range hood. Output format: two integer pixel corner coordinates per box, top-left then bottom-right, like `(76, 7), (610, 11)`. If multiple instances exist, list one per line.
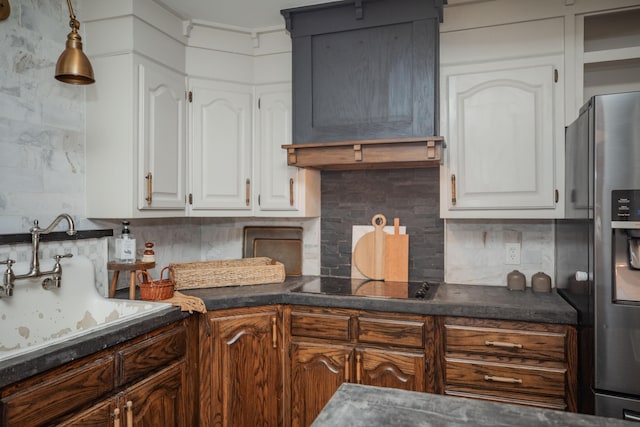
(281, 0), (446, 170)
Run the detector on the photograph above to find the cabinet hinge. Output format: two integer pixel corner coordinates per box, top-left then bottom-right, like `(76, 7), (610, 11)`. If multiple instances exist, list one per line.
(188, 91), (193, 102)
(554, 69), (558, 83)
(188, 193), (193, 205)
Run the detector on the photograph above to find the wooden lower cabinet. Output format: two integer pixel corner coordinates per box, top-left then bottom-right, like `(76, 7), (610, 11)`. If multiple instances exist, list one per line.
(0, 318), (196, 427)
(58, 361), (187, 427)
(441, 317), (577, 411)
(199, 306), (283, 427)
(290, 342), (350, 427)
(359, 347), (426, 391)
(287, 306), (434, 427)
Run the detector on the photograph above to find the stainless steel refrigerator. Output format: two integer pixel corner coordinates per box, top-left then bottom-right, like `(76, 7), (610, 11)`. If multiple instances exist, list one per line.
(557, 91), (640, 421)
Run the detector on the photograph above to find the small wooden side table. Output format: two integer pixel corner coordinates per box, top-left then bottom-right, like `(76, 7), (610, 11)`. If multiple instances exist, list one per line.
(107, 260), (156, 300)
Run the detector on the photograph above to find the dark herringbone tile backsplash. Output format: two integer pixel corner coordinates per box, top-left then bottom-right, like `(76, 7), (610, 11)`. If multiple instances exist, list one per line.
(320, 168), (444, 281)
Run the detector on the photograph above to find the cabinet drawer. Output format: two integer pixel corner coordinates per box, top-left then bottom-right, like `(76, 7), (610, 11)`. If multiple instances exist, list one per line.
(1, 355), (114, 427)
(290, 310), (352, 341)
(445, 358), (566, 398)
(444, 324), (566, 362)
(358, 316), (424, 348)
(117, 325), (186, 386)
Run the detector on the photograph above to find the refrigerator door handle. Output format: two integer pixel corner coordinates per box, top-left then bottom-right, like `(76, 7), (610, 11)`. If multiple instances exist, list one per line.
(623, 409), (640, 422)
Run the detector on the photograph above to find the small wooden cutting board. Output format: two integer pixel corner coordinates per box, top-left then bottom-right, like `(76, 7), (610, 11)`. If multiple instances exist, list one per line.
(384, 218), (409, 282)
(353, 214), (386, 280)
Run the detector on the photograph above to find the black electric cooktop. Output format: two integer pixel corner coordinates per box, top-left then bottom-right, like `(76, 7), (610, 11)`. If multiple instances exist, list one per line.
(291, 277), (438, 300)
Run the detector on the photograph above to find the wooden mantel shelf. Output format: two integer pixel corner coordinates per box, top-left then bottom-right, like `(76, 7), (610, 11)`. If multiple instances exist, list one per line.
(282, 137), (445, 170)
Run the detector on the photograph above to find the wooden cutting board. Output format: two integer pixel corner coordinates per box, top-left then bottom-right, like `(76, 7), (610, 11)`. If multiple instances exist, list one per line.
(384, 218), (409, 282)
(353, 214), (386, 280)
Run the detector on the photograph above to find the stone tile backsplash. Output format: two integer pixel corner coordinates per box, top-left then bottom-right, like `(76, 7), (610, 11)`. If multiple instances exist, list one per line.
(445, 219), (554, 287)
(321, 168), (445, 282)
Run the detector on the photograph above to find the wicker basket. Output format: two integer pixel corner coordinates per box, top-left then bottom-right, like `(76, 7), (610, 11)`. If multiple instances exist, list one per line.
(137, 267), (175, 301)
(169, 257), (285, 290)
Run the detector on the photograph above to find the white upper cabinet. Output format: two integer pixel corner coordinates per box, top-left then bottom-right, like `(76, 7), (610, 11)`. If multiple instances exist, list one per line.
(84, 2), (320, 218)
(138, 61), (187, 211)
(84, 1), (188, 218)
(578, 7), (640, 106)
(190, 80), (253, 214)
(442, 56), (561, 214)
(254, 84), (320, 217)
(85, 54), (187, 219)
(188, 81), (320, 217)
(439, 17), (565, 219)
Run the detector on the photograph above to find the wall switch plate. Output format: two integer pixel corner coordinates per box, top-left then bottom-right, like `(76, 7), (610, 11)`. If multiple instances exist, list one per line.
(505, 243), (521, 265)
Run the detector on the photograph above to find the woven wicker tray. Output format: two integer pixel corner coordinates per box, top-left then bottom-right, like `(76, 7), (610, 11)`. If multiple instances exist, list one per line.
(169, 257), (285, 290)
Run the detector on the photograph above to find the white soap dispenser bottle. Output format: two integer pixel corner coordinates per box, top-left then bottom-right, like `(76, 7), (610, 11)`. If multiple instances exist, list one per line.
(115, 220), (136, 263)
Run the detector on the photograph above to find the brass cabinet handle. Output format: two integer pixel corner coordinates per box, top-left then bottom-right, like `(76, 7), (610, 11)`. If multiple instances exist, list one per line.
(356, 353), (362, 384)
(126, 401), (133, 427)
(289, 178), (294, 207)
(451, 174), (456, 206)
(145, 172), (152, 205)
(484, 374), (522, 384)
(113, 407), (121, 427)
(345, 353), (351, 382)
(245, 179), (251, 206)
(485, 340), (523, 349)
(271, 317), (277, 349)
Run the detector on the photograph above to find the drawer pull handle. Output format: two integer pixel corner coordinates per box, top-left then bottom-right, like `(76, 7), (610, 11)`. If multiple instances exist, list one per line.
(345, 353), (350, 382)
(485, 340), (523, 349)
(289, 178), (294, 206)
(245, 179), (251, 206)
(126, 400), (134, 427)
(484, 375), (522, 384)
(271, 317), (277, 349)
(145, 172), (153, 205)
(114, 408), (121, 427)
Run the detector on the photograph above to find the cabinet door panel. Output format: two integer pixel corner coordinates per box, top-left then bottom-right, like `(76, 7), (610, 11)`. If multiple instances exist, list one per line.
(124, 362), (187, 427)
(191, 81), (252, 211)
(211, 309), (282, 427)
(138, 61), (186, 210)
(359, 347), (426, 392)
(448, 63), (554, 209)
(441, 54), (564, 217)
(290, 342), (351, 427)
(0, 356), (114, 427)
(256, 86), (298, 211)
(55, 398), (116, 427)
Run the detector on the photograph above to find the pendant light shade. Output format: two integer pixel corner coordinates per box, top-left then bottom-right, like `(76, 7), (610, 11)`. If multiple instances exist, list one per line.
(55, 0), (94, 85)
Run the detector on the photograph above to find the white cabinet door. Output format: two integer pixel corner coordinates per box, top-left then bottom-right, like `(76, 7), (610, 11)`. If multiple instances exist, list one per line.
(190, 80), (253, 213)
(137, 60), (186, 211)
(86, 54), (187, 218)
(255, 85), (295, 211)
(441, 56), (563, 218)
(254, 85), (320, 217)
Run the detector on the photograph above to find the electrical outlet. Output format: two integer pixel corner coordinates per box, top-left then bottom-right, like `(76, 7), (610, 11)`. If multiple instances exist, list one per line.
(505, 243), (521, 265)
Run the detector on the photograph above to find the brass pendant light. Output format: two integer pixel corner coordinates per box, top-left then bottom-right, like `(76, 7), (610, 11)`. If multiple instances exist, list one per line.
(55, 0), (94, 85)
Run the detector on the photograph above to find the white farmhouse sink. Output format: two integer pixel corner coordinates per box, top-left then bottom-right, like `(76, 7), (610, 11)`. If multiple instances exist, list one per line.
(0, 256), (171, 362)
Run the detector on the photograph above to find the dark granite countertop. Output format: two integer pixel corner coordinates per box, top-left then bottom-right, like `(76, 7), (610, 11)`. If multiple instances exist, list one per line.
(0, 306), (186, 389)
(313, 384), (634, 427)
(181, 276), (577, 324)
(1, 276), (576, 389)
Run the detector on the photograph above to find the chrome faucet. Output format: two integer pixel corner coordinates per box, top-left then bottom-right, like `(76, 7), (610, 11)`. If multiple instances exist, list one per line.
(1, 214), (76, 296)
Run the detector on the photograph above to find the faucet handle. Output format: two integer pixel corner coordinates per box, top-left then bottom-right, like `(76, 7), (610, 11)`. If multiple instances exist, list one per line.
(53, 254), (73, 263)
(0, 259), (15, 267)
